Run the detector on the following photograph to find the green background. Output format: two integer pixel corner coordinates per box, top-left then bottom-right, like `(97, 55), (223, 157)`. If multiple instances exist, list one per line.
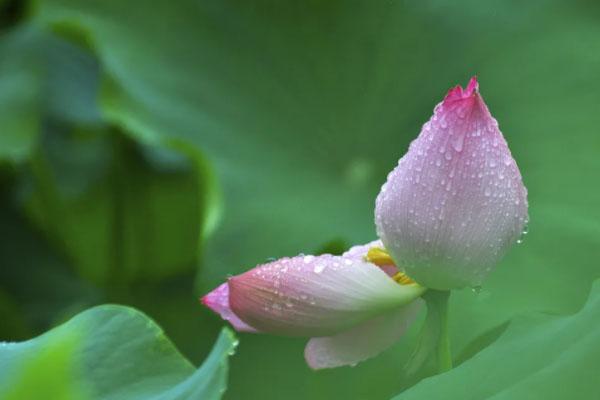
(1, 0), (599, 399)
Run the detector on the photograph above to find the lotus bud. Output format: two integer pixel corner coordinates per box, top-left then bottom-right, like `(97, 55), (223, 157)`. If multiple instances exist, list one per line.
(375, 77), (528, 290)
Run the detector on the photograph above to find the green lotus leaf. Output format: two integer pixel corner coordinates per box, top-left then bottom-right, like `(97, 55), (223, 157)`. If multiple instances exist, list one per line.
(395, 279), (600, 399)
(0, 305), (237, 400)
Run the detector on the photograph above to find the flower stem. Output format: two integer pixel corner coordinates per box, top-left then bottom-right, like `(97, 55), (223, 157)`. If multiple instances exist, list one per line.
(423, 289), (452, 373)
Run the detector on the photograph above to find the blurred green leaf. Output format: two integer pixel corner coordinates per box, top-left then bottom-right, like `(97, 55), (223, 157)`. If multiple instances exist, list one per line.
(20, 128), (215, 285)
(0, 24), (213, 286)
(0, 289), (30, 340)
(0, 22), (102, 162)
(395, 279), (600, 399)
(0, 27), (42, 162)
(0, 189), (99, 336)
(31, 0), (600, 399)
(0, 305), (237, 400)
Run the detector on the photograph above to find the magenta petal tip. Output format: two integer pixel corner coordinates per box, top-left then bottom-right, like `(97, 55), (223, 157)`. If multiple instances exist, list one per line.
(202, 283), (258, 333)
(465, 76), (479, 96)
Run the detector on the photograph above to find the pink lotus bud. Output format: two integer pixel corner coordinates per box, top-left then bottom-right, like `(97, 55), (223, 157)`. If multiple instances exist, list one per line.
(375, 77), (528, 290)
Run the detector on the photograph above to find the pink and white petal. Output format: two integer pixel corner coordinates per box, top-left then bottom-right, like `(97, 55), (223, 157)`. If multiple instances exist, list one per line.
(343, 240), (399, 277)
(375, 77), (528, 289)
(229, 254), (425, 337)
(202, 283), (258, 333)
(305, 298), (424, 369)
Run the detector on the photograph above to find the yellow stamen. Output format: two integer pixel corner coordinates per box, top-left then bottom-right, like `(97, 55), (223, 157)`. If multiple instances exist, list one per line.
(392, 271), (415, 285)
(366, 247), (395, 267)
(365, 247), (416, 285)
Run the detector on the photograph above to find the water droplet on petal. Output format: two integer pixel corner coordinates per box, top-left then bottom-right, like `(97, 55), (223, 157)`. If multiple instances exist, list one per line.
(451, 133), (465, 152)
(314, 264), (326, 274)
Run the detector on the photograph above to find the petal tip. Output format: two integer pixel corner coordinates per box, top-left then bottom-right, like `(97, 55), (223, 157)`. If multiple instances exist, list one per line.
(443, 76), (479, 103)
(465, 75), (479, 96)
(201, 292), (216, 310)
(202, 282), (259, 333)
(304, 345), (322, 370)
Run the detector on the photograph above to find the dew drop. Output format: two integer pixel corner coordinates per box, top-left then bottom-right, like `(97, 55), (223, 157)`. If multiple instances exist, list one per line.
(451, 133), (465, 152)
(314, 264), (326, 274)
(516, 223), (529, 244)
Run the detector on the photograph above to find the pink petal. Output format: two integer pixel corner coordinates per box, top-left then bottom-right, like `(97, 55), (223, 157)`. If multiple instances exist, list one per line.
(228, 253), (425, 337)
(202, 283), (258, 333)
(375, 77), (528, 290)
(304, 298), (423, 369)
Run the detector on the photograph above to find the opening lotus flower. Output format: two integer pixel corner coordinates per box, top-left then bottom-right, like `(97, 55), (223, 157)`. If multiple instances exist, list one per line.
(202, 77), (528, 370)
(203, 240), (426, 369)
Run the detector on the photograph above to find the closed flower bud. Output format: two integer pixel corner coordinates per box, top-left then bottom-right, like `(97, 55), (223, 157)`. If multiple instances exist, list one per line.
(375, 77), (528, 290)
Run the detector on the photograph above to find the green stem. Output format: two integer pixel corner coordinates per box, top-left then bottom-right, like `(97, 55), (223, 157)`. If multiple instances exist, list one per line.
(423, 289), (452, 373)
